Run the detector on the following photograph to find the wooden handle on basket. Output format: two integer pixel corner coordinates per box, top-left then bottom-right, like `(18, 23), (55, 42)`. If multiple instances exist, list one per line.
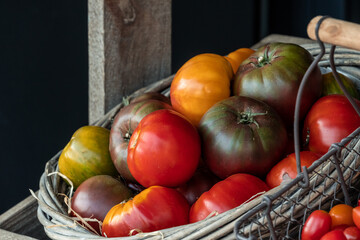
(307, 15), (360, 51)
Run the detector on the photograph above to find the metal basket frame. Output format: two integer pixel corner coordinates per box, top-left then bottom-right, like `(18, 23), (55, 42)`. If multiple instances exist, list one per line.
(234, 15), (360, 240)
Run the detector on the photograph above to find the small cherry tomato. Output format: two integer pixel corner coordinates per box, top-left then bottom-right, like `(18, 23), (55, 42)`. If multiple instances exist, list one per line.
(343, 226), (360, 240)
(320, 230), (347, 240)
(353, 206), (360, 229)
(329, 204), (354, 228)
(301, 210), (332, 240)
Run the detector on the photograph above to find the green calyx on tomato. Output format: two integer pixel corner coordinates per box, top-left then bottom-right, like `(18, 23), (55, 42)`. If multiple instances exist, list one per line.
(237, 109), (268, 127)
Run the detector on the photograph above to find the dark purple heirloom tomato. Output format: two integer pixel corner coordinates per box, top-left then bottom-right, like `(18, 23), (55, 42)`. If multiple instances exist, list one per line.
(109, 98), (172, 182)
(199, 95), (287, 179)
(233, 42), (322, 128)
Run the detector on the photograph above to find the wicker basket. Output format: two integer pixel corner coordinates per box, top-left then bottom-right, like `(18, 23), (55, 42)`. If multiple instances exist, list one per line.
(35, 43), (360, 240)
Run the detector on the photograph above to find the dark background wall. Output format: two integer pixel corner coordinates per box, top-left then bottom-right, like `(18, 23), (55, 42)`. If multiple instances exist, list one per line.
(1, 0), (359, 214)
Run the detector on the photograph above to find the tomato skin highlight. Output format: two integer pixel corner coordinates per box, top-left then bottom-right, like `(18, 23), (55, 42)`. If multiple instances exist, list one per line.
(343, 226), (360, 240)
(301, 210), (332, 240)
(127, 109), (201, 188)
(303, 94), (360, 154)
(329, 204), (354, 228)
(170, 53), (233, 126)
(102, 186), (190, 237)
(189, 173), (269, 223)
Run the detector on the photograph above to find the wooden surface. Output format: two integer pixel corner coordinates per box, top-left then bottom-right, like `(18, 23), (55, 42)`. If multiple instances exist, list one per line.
(308, 16), (360, 51)
(88, 0), (172, 123)
(0, 229), (37, 240)
(0, 193), (49, 240)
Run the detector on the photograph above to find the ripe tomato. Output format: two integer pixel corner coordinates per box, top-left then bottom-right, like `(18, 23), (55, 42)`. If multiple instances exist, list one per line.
(189, 173), (269, 223)
(102, 186), (189, 237)
(233, 42), (322, 129)
(224, 48), (255, 74)
(266, 151), (321, 188)
(329, 204), (354, 228)
(170, 53), (233, 126)
(109, 98), (172, 182)
(353, 206), (360, 229)
(127, 109), (201, 187)
(343, 226), (360, 240)
(58, 126), (118, 188)
(71, 175), (133, 234)
(199, 95), (287, 179)
(303, 94), (360, 154)
(320, 230), (347, 240)
(301, 210), (332, 240)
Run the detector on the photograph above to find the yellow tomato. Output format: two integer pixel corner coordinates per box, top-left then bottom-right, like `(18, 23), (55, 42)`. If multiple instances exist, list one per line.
(170, 53), (233, 126)
(58, 126), (118, 188)
(225, 48), (255, 74)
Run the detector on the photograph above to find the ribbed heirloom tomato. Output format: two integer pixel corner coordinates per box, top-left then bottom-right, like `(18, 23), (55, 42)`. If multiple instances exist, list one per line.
(170, 53), (233, 126)
(102, 186), (189, 237)
(303, 94), (360, 154)
(189, 173), (269, 223)
(127, 109), (201, 187)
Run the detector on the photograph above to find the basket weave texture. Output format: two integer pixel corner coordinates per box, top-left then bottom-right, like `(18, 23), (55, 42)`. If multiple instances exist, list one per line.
(36, 43), (360, 240)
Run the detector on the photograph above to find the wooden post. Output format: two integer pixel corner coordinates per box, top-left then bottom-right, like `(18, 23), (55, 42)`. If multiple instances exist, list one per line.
(88, 0), (172, 123)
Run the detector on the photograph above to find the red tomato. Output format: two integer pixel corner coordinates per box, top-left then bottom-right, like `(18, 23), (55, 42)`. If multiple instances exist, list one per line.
(303, 94), (360, 154)
(127, 109), (201, 187)
(329, 204), (354, 228)
(266, 151), (321, 188)
(320, 230), (347, 240)
(189, 173), (269, 223)
(301, 210), (332, 240)
(353, 206), (360, 229)
(343, 226), (360, 240)
(102, 186), (189, 237)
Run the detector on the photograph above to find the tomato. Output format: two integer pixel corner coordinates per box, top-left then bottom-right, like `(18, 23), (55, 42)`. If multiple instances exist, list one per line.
(70, 175), (133, 234)
(343, 226), (360, 240)
(329, 204), (354, 228)
(170, 53), (233, 126)
(58, 126), (118, 188)
(102, 186), (189, 237)
(224, 48), (255, 74)
(109, 99), (172, 182)
(301, 210), (332, 240)
(233, 42), (322, 129)
(189, 173), (269, 223)
(176, 167), (220, 205)
(322, 71), (360, 99)
(353, 206), (360, 229)
(266, 151), (321, 188)
(303, 94), (360, 154)
(198, 95), (287, 179)
(127, 109), (201, 187)
(320, 230), (347, 240)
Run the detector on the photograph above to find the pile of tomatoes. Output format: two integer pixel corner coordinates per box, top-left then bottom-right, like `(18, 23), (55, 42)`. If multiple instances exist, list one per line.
(57, 42), (360, 238)
(302, 203), (360, 240)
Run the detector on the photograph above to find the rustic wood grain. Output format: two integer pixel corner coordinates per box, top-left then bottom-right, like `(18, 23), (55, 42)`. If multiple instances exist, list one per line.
(0, 229), (37, 240)
(0, 193), (49, 240)
(88, 0), (172, 123)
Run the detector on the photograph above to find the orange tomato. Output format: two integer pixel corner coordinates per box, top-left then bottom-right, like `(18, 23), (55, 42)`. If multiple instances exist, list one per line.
(225, 48), (255, 73)
(329, 204), (354, 228)
(170, 53), (233, 126)
(353, 206), (360, 229)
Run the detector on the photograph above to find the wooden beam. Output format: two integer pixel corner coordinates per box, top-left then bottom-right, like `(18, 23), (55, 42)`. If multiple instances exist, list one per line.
(88, 0), (172, 123)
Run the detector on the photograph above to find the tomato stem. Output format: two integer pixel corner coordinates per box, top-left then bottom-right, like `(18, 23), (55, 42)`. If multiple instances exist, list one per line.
(238, 110), (267, 128)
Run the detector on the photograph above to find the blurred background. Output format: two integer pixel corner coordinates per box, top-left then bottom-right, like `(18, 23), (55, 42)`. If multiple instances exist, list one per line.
(1, 0), (359, 214)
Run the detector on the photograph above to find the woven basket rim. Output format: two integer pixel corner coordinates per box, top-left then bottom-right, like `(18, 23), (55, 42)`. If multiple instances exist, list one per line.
(36, 44), (360, 240)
